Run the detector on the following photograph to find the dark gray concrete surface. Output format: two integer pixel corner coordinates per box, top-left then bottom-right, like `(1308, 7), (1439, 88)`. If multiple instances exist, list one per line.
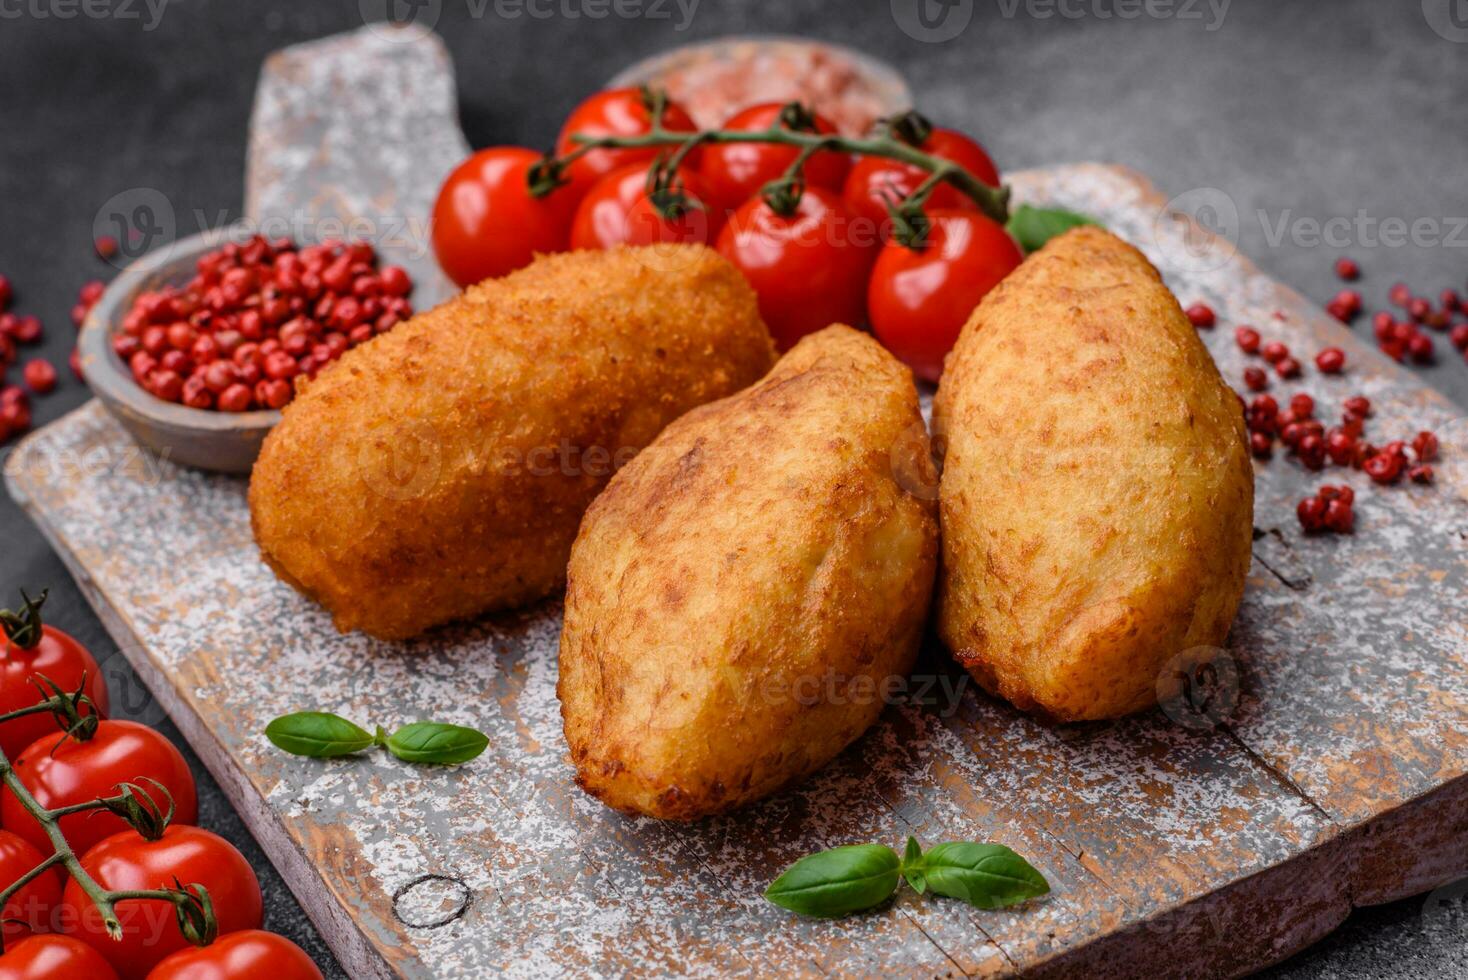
(1, 0), (1464, 975)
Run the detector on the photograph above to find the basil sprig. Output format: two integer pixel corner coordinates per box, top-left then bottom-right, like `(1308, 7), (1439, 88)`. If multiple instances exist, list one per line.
(920, 841), (1051, 909)
(765, 836), (1047, 918)
(264, 712), (376, 758)
(265, 712), (488, 766)
(1005, 204), (1099, 253)
(385, 721), (491, 764)
(763, 844), (902, 918)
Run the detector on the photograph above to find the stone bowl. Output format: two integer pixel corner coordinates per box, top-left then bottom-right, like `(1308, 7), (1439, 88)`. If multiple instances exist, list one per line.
(77, 230), (282, 475)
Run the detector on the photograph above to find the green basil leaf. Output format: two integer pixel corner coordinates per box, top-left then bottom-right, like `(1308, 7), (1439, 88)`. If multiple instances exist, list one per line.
(901, 836), (927, 895)
(764, 844), (902, 918)
(265, 712), (375, 758)
(921, 842), (1050, 909)
(385, 722), (490, 765)
(1005, 204), (1099, 253)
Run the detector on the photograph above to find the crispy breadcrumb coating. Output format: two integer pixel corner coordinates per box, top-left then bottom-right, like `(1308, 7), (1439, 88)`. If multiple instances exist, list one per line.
(249, 245), (775, 640)
(559, 325), (937, 819)
(934, 226), (1253, 721)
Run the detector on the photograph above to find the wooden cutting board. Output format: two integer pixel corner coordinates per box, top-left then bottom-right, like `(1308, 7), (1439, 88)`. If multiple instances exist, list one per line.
(7, 26), (1467, 980)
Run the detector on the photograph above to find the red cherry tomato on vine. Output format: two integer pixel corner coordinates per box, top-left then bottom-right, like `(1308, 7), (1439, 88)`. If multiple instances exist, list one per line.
(715, 187), (879, 350)
(1, 720), (198, 859)
(0, 934), (120, 980)
(868, 210), (1023, 382)
(431, 146), (578, 288)
(570, 163), (722, 250)
(622, 188), (724, 247)
(0, 830), (62, 943)
(570, 163), (652, 249)
(843, 127), (1000, 232)
(1, 629), (109, 762)
(145, 930), (324, 980)
(554, 88), (699, 195)
(696, 103), (850, 212)
(59, 826), (263, 980)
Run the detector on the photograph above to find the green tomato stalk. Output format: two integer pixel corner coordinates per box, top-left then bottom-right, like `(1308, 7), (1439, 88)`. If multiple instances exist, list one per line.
(0, 683), (216, 952)
(531, 89), (1010, 235)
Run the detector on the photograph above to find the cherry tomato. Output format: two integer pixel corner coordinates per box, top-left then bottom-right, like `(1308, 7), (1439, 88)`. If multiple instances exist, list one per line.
(621, 187), (724, 247)
(555, 88), (698, 196)
(1, 720), (198, 858)
(867, 210), (1023, 382)
(1, 595), (110, 760)
(431, 146), (578, 288)
(696, 103), (850, 212)
(0, 830), (62, 943)
(144, 930), (323, 980)
(843, 127), (1000, 232)
(0, 934), (120, 980)
(570, 163), (723, 250)
(570, 163), (652, 249)
(716, 187), (879, 350)
(59, 826), (262, 980)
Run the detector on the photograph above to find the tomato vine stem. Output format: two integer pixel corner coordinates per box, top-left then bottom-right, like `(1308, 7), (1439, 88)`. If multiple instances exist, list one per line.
(536, 94), (1011, 226)
(0, 712), (215, 952)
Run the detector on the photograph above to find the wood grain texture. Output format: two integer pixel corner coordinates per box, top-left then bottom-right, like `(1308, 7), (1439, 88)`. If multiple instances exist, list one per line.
(5, 27), (1466, 980)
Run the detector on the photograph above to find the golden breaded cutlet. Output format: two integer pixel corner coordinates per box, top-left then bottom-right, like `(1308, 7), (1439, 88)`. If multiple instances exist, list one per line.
(934, 226), (1253, 721)
(559, 326), (938, 819)
(249, 245), (775, 640)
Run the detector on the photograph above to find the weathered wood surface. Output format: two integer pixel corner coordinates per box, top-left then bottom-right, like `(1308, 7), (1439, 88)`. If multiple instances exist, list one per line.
(6, 27), (1468, 980)
(245, 26), (464, 310)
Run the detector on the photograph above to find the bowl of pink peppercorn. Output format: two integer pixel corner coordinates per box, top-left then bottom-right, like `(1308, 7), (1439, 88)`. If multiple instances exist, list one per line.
(78, 229), (414, 474)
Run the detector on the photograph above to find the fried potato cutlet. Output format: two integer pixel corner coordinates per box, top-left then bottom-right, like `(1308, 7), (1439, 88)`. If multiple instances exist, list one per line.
(559, 325), (938, 819)
(934, 226), (1254, 721)
(249, 245), (776, 640)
